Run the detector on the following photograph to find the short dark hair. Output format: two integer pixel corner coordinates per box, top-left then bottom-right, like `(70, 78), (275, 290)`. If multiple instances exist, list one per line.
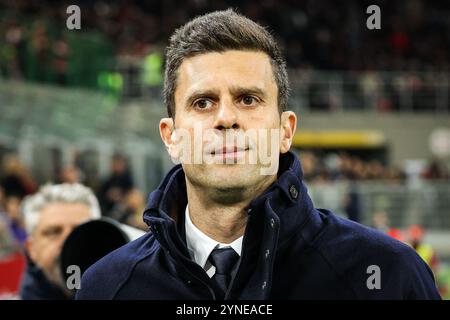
(163, 9), (289, 118)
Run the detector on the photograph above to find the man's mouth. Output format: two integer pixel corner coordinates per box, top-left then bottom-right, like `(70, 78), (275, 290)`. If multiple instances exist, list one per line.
(212, 146), (248, 154)
(211, 146), (249, 159)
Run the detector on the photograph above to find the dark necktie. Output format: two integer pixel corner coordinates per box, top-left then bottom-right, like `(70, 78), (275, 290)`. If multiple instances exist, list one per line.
(208, 247), (239, 299)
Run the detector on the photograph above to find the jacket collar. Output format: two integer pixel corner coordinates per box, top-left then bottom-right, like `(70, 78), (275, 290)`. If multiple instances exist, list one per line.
(143, 150), (320, 255)
(20, 262), (69, 300)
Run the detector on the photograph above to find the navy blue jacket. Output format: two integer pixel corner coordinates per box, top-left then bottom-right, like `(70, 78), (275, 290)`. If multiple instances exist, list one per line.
(20, 263), (69, 300)
(76, 152), (441, 300)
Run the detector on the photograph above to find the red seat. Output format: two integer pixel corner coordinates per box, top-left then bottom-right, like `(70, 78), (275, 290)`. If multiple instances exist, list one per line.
(0, 251), (26, 298)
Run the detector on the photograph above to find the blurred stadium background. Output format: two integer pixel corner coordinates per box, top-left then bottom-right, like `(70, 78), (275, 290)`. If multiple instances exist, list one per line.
(0, 0), (449, 299)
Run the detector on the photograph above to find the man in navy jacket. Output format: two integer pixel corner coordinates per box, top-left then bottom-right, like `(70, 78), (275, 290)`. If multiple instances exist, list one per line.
(76, 9), (441, 300)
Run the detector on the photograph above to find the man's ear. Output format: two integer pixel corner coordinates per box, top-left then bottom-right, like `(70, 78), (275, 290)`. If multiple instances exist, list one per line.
(280, 111), (297, 154)
(159, 118), (177, 159)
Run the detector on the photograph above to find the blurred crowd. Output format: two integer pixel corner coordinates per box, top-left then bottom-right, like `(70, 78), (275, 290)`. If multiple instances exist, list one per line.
(1, 0), (449, 85)
(301, 151), (449, 184)
(0, 153), (148, 249)
(0, 153), (148, 298)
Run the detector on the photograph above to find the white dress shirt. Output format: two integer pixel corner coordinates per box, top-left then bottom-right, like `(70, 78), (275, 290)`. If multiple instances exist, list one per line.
(185, 205), (243, 278)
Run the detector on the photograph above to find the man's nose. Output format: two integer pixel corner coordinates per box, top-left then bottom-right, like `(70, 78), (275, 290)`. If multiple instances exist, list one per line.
(214, 98), (239, 130)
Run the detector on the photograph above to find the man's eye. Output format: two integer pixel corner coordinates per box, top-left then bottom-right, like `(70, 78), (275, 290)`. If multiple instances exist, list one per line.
(241, 95), (258, 106)
(193, 99), (213, 109)
(42, 227), (62, 238)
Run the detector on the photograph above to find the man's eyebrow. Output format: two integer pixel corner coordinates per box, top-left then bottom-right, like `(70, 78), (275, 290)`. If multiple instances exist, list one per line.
(185, 89), (220, 106)
(229, 86), (266, 98)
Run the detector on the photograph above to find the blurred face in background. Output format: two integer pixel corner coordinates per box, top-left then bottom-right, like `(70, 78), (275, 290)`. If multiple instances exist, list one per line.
(26, 202), (91, 287)
(160, 50), (296, 201)
(111, 157), (127, 174)
(125, 189), (145, 211)
(5, 196), (21, 222)
(60, 165), (81, 184)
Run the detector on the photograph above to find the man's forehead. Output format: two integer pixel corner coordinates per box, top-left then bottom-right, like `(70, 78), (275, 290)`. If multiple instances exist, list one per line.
(177, 50), (276, 93)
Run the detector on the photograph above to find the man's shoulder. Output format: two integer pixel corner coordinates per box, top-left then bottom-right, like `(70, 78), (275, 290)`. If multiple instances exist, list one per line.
(317, 210), (412, 258)
(76, 232), (158, 299)
(312, 210), (440, 299)
(315, 210), (424, 269)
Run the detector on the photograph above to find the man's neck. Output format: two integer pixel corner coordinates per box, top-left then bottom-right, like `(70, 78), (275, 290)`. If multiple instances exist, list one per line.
(185, 176), (276, 243)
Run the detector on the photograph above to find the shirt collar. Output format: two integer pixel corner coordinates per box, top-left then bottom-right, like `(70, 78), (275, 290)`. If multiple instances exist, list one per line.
(185, 205), (242, 269)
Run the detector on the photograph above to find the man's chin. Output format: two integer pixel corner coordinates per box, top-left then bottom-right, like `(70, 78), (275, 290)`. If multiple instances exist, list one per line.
(46, 266), (66, 289)
(206, 162), (258, 173)
(184, 161), (273, 185)
(201, 164), (262, 186)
